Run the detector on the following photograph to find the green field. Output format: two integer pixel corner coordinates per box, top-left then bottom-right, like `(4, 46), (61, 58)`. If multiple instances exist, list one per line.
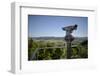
(28, 37), (88, 61)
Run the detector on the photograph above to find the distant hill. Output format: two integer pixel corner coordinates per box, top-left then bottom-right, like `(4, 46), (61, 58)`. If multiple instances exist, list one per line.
(29, 37), (87, 42)
(72, 37), (88, 45)
(30, 37), (64, 40)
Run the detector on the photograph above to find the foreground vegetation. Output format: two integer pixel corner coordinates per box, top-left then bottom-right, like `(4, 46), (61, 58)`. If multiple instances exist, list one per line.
(28, 38), (88, 61)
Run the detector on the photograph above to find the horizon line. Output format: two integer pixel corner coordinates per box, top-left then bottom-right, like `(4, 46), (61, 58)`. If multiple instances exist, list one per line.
(28, 36), (88, 38)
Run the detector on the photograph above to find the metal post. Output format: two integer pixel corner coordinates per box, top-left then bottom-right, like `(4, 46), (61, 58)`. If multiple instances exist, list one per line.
(67, 41), (72, 59)
(62, 24), (78, 59)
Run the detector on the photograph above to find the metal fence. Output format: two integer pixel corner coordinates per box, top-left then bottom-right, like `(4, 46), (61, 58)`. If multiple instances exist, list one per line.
(30, 46), (67, 60)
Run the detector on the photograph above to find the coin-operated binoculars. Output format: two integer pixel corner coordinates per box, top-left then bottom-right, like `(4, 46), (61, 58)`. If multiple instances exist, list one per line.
(62, 24), (78, 59)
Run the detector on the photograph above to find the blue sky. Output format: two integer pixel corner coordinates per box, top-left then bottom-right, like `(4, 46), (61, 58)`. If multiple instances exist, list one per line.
(28, 15), (88, 37)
